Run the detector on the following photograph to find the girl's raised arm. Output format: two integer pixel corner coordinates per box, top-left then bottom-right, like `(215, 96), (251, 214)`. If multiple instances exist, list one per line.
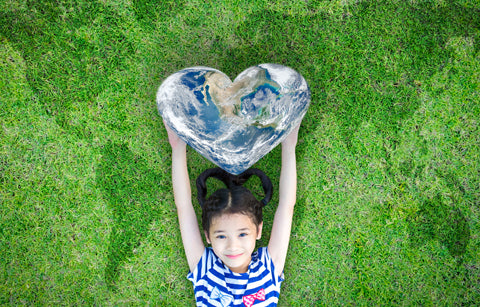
(268, 124), (300, 277)
(166, 123), (205, 272)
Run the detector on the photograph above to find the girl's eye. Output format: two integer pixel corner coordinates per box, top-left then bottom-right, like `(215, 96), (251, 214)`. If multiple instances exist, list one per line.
(239, 233), (248, 237)
(216, 235), (226, 239)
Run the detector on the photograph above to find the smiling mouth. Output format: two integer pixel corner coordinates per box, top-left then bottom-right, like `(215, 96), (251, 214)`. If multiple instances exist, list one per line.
(226, 253), (243, 259)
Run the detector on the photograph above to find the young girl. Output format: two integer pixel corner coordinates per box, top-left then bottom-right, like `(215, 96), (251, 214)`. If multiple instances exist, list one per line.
(166, 122), (299, 306)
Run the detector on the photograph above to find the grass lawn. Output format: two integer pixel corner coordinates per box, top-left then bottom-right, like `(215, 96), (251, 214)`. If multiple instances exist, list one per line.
(1, 0), (479, 305)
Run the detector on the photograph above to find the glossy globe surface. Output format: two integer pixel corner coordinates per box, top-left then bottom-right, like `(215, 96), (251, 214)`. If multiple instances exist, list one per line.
(157, 64), (311, 175)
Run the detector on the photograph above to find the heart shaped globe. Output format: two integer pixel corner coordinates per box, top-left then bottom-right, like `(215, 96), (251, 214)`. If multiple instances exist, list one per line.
(157, 64), (311, 175)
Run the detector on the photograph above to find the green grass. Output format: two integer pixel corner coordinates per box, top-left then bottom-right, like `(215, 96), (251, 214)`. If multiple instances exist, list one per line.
(1, 0), (479, 305)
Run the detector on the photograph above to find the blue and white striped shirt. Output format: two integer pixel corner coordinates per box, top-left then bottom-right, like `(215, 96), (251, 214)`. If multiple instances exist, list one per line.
(187, 247), (284, 306)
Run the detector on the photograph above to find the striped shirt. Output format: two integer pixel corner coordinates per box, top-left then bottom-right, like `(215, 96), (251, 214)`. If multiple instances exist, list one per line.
(187, 247), (284, 306)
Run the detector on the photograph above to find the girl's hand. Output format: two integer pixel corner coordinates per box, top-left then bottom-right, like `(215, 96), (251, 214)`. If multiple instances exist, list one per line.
(164, 120), (186, 150)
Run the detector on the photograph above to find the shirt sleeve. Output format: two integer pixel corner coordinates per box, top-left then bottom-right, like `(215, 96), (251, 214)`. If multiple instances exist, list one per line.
(263, 247), (285, 284)
(187, 247), (215, 285)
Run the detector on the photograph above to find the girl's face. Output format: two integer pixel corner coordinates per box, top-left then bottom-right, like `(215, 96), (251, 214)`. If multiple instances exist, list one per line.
(206, 213), (263, 274)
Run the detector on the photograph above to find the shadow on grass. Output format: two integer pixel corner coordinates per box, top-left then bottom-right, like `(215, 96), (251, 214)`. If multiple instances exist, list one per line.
(96, 142), (165, 289)
(217, 1), (480, 150)
(2, 0), (478, 291)
(3, 1), (477, 148)
(0, 1), (136, 138)
(407, 194), (470, 260)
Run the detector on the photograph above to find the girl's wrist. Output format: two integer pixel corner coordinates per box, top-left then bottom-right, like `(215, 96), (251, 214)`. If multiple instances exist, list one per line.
(281, 143), (297, 154)
(172, 144), (187, 155)
(281, 124), (300, 148)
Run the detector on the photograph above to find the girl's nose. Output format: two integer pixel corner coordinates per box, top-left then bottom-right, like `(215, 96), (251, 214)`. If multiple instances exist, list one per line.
(227, 237), (239, 249)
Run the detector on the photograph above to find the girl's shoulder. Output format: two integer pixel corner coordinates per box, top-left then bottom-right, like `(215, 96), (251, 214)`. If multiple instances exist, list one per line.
(187, 247), (216, 283)
(252, 246), (269, 262)
(255, 246), (275, 263)
(255, 247), (285, 283)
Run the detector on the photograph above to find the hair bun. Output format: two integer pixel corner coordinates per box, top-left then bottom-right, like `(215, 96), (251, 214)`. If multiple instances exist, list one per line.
(196, 168), (273, 208)
(234, 168), (273, 207)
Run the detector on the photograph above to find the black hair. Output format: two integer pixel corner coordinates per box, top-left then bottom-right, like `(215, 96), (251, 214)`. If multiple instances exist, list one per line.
(196, 167), (273, 235)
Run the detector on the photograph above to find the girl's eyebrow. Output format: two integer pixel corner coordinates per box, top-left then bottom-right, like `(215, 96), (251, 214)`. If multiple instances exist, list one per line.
(213, 228), (251, 234)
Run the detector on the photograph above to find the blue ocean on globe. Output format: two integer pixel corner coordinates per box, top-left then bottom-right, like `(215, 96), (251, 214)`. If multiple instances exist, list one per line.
(157, 64), (311, 175)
